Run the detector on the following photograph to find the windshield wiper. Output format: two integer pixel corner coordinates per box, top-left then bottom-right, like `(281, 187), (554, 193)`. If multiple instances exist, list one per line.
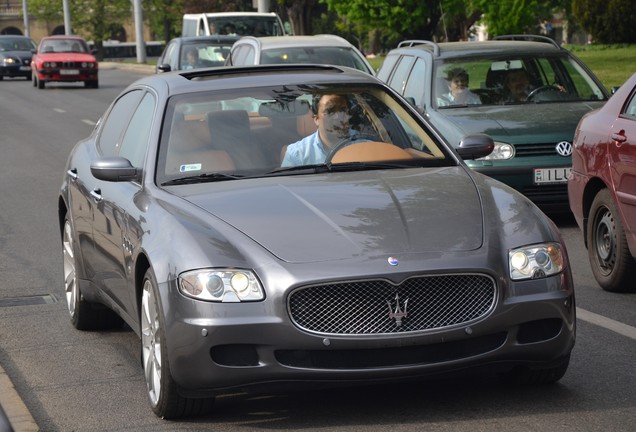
(267, 161), (413, 175)
(266, 164), (330, 175)
(161, 172), (244, 186)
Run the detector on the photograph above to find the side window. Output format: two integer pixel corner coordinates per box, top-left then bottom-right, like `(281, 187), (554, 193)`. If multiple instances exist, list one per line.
(376, 54), (400, 82)
(234, 45), (255, 65)
(119, 92), (156, 168)
(623, 91), (636, 118)
(403, 58), (426, 110)
(98, 90), (144, 157)
(163, 42), (178, 69)
(387, 56), (415, 95)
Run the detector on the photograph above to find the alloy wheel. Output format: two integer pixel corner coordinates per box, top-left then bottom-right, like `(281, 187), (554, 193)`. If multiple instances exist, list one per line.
(141, 279), (162, 406)
(62, 220), (77, 317)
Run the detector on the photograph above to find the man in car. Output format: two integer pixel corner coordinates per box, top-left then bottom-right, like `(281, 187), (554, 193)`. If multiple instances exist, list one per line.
(504, 68), (532, 102)
(281, 94), (353, 166)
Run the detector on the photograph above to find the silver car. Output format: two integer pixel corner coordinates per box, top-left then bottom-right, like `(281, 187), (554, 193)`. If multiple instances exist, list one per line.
(58, 64), (575, 419)
(225, 34), (375, 75)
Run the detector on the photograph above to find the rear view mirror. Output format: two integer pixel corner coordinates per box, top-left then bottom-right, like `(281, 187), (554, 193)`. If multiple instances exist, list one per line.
(259, 99), (310, 117)
(490, 60), (523, 71)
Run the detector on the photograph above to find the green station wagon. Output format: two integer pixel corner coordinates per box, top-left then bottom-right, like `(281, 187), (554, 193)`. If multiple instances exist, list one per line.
(377, 35), (609, 213)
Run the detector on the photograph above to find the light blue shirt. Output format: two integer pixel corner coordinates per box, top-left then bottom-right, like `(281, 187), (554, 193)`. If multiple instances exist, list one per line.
(281, 131), (328, 167)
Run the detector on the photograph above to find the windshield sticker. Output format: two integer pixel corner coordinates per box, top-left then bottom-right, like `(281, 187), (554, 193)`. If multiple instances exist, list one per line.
(180, 163), (202, 172)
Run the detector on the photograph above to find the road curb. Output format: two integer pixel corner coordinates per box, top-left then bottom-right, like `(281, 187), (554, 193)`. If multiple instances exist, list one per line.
(0, 364), (38, 432)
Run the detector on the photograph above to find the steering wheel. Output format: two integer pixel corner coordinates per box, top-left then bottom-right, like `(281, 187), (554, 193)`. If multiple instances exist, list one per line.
(325, 133), (381, 163)
(526, 85), (562, 101)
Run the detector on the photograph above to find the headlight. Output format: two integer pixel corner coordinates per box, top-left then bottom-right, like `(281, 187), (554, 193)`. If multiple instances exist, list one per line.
(509, 243), (565, 280)
(3, 58), (16, 64)
(478, 141), (515, 160)
(178, 269), (264, 302)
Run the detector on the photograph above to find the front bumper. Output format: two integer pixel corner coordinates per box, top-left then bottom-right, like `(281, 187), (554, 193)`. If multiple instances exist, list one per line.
(37, 68), (97, 82)
(0, 64), (31, 78)
(159, 273), (576, 397)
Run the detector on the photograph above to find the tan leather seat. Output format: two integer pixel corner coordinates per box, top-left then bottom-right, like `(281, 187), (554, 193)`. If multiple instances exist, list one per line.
(166, 115), (236, 175)
(207, 110), (269, 170)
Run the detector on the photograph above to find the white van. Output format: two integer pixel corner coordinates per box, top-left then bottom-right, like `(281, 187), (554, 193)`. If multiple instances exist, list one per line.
(182, 12), (287, 37)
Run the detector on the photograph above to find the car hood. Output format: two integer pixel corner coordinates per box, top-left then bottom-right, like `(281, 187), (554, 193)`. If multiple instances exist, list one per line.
(0, 50), (32, 60)
(36, 52), (96, 62)
(179, 167), (484, 263)
(429, 102), (604, 146)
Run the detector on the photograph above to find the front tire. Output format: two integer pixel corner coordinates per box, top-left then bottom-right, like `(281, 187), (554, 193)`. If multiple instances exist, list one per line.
(37, 76), (44, 89)
(140, 269), (214, 419)
(587, 189), (636, 292)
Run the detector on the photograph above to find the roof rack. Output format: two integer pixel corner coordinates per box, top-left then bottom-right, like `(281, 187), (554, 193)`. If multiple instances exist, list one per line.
(397, 40), (440, 56)
(492, 35), (560, 49)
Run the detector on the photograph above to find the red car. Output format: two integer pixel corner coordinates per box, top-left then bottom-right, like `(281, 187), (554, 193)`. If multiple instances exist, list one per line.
(568, 72), (636, 292)
(32, 35), (98, 89)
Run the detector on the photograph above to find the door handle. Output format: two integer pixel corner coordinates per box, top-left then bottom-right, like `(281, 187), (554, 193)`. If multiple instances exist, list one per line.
(90, 188), (102, 202)
(611, 131), (627, 143)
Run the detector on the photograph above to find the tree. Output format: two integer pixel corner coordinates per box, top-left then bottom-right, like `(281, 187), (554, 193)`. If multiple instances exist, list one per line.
(320, 0), (442, 42)
(473, 0), (541, 37)
(573, 0), (636, 43)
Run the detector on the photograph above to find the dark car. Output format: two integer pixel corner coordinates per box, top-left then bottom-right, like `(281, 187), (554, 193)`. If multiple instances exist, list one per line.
(156, 35), (239, 73)
(59, 64), (575, 419)
(225, 35), (375, 75)
(0, 35), (36, 80)
(377, 35), (609, 213)
(568, 72), (636, 292)
(32, 35), (98, 89)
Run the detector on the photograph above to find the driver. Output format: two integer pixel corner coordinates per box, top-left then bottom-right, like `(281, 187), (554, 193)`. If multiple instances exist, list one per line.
(503, 68), (532, 102)
(281, 94), (353, 167)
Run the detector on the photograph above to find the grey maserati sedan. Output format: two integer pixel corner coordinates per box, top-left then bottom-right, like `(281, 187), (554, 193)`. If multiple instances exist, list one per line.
(58, 64), (576, 419)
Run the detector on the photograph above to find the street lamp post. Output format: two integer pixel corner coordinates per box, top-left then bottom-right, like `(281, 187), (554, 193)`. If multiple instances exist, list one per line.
(62, 0), (71, 34)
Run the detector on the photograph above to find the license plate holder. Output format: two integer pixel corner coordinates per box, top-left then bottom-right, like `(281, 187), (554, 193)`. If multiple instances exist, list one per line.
(534, 167), (571, 185)
(60, 69), (79, 75)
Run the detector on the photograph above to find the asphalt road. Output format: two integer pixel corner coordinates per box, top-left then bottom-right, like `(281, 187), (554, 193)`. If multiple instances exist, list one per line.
(1, 65), (636, 431)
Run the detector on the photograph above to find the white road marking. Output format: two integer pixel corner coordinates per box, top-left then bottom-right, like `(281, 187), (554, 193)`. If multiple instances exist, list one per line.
(81, 119), (96, 126)
(577, 307), (636, 341)
(53, 108), (65, 113)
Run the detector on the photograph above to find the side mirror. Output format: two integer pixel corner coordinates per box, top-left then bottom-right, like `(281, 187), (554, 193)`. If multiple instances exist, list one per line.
(91, 157), (139, 182)
(456, 134), (495, 160)
(157, 63), (171, 73)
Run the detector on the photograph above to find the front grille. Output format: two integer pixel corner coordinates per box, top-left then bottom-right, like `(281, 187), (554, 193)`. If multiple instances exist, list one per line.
(522, 183), (568, 200)
(288, 274), (496, 335)
(514, 143), (570, 158)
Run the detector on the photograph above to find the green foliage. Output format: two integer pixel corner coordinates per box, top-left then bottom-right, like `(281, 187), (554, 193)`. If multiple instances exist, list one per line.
(565, 44), (636, 88)
(474, 0), (541, 36)
(320, 0), (441, 41)
(573, 0), (636, 43)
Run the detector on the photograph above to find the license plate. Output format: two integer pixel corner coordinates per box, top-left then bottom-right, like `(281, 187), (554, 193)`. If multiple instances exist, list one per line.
(534, 167), (571, 184)
(59, 69), (79, 75)
(19, 66), (31, 71)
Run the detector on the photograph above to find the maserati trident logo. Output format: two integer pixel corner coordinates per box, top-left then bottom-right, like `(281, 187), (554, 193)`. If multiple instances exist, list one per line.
(387, 293), (408, 327)
(556, 141), (573, 157)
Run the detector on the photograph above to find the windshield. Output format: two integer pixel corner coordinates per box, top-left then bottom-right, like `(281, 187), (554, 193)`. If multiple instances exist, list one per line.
(261, 47), (371, 74)
(207, 16), (284, 36)
(0, 37), (36, 51)
(157, 84), (452, 186)
(433, 54), (607, 107)
(39, 38), (89, 54)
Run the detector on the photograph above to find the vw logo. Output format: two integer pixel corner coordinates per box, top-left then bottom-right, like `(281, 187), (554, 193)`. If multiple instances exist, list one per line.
(555, 141), (573, 157)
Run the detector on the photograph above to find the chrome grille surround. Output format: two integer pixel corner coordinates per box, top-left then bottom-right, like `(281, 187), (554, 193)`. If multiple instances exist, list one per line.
(288, 273), (496, 335)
